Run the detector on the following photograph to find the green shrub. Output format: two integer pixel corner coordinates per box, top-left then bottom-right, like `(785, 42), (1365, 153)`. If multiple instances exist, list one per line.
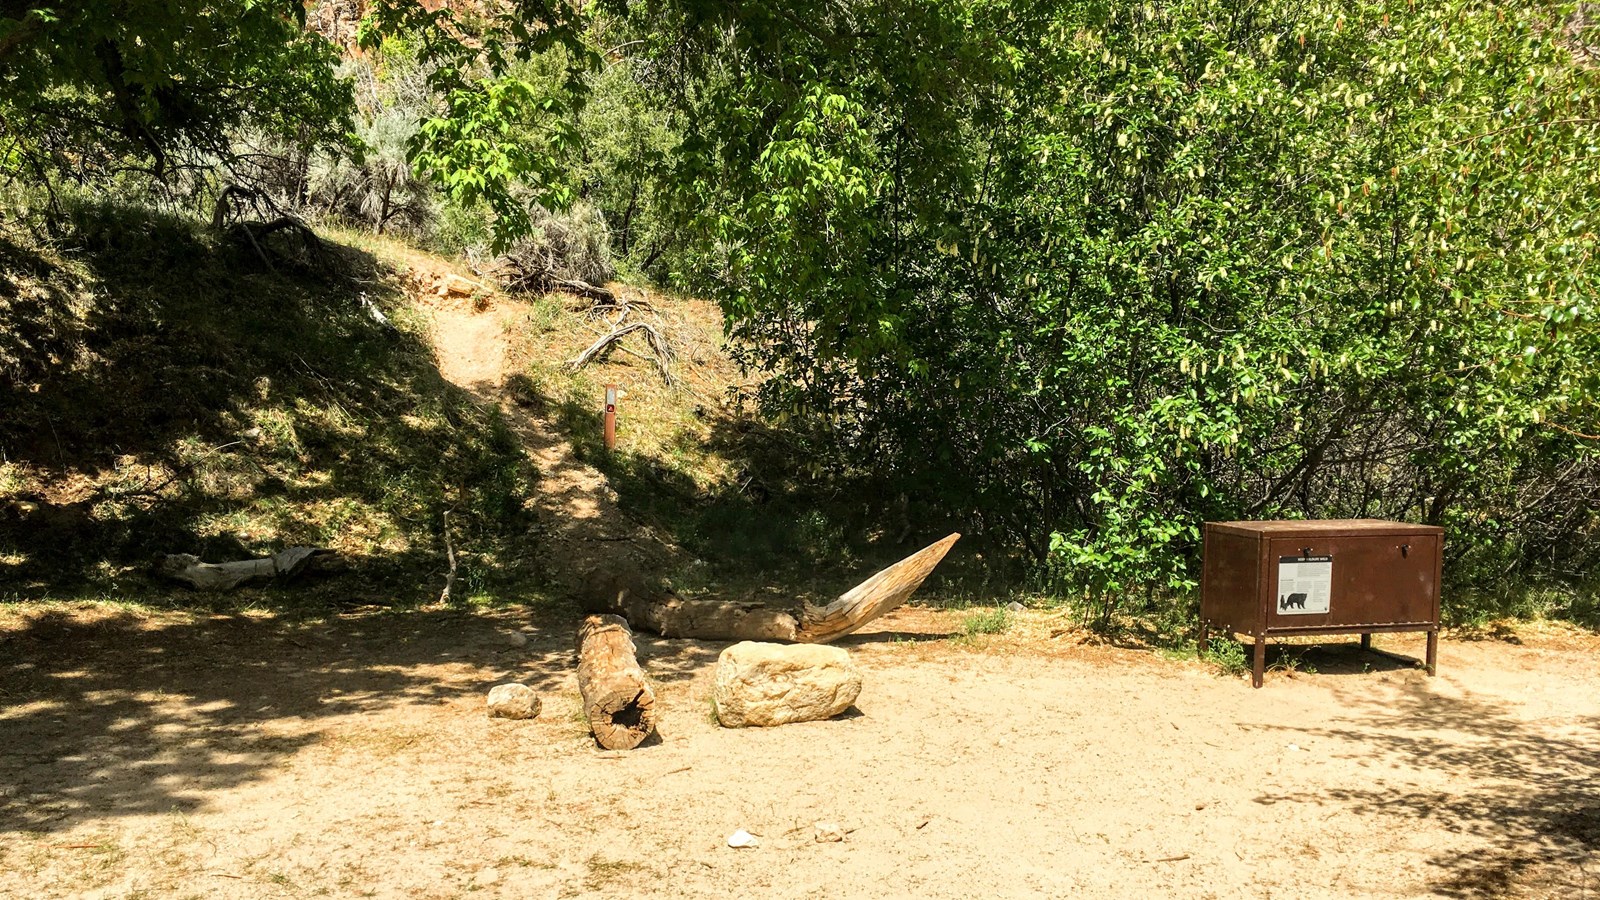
(1202, 639), (1249, 678)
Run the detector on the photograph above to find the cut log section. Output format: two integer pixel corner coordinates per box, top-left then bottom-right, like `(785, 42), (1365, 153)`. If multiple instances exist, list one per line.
(576, 614), (658, 750)
(587, 533), (960, 644)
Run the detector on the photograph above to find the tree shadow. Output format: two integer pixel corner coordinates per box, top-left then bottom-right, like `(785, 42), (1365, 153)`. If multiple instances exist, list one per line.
(1248, 681), (1600, 897)
(532, 389), (968, 603)
(0, 201), (538, 602)
(1271, 641), (1424, 675)
(0, 603), (590, 835)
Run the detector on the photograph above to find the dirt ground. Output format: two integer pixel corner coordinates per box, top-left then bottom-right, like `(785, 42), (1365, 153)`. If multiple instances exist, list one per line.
(1, 602), (1596, 900)
(6, 285), (1595, 899)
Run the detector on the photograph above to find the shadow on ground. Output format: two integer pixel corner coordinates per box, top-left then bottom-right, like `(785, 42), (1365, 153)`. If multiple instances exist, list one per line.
(0, 598), (744, 837)
(0, 606), (520, 833)
(1265, 642), (1423, 676)
(1250, 681), (1600, 897)
(0, 201), (538, 601)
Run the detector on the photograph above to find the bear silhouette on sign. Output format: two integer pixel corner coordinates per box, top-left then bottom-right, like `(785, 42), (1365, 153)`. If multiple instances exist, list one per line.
(1278, 592), (1308, 611)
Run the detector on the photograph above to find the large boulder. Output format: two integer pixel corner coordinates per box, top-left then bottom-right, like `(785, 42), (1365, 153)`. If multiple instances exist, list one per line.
(713, 642), (862, 728)
(486, 683), (540, 720)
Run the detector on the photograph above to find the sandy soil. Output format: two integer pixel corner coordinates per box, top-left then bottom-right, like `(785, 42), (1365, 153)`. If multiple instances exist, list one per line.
(4, 290), (1593, 899)
(0, 605), (1596, 900)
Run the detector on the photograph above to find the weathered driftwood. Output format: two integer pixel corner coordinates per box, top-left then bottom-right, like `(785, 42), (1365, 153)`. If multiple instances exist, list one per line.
(576, 614), (658, 750)
(157, 547), (335, 591)
(796, 532), (961, 642)
(568, 321), (675, 385)
(589, 533), (960, 644)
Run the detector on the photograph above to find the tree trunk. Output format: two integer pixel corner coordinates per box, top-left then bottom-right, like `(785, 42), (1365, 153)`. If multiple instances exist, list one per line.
(588, 533), (960, 644)
(576, 614), (658, 750)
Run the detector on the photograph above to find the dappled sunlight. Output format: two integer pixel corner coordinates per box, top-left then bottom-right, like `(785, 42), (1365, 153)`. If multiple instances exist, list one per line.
(0, 604), (593, 834)
(1248, 678), (1600, 896)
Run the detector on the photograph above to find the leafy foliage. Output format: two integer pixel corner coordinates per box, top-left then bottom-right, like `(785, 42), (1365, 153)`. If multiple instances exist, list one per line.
(634, 0), (1600, 615)
(0, 2), (354, 185)
(359, 0), (598, 252)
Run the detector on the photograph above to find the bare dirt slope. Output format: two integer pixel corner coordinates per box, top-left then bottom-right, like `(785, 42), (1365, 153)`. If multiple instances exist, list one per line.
(0, 605), (1595, 900)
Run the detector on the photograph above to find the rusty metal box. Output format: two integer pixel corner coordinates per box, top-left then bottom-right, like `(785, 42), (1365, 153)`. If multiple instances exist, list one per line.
(1199, 519), (1442, 687)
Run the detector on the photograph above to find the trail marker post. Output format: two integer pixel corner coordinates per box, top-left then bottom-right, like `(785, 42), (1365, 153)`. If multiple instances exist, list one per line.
(604, 384), (618, 452)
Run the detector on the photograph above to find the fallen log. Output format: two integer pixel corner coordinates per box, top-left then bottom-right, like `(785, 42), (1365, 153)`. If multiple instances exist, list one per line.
(796, 532), (961, 642)
(588, 533), (960, 644)
(576, 614), (658, 750)
(157, 547), (337, 591)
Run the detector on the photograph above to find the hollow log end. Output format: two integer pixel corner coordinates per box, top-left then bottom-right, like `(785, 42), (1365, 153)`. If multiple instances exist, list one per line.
(588, 689), (657, 750)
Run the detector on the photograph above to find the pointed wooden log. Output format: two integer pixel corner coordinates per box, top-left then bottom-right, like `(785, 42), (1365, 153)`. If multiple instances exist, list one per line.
(576, 614), (658, 750)
(796, 532), (961, 643)
(584, 534), (959, 643)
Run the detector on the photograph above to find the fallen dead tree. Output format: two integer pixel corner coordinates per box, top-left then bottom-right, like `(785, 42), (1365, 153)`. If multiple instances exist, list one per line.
(212, 184), (326, 272)
(492, 208), (616, 302)
(589, 533), (960, 643)
(568, 321), (676, 385)
(576, 614), (658, 750)
(156, 546), (338, 591)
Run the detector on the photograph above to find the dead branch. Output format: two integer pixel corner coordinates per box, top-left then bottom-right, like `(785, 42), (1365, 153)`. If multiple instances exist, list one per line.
(493, 240), (615, 302)
(569, 321), (676, 385)
(439, 511), (458, 604)
(585, 533), (961, 643)
(157, 547), (338, 591)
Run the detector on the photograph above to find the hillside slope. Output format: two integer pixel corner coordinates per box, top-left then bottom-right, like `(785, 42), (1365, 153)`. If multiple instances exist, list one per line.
(0, 207), (541, 605)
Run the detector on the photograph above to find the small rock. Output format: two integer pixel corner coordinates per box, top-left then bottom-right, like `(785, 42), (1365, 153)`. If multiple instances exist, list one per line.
(713, 642), (862, 728)
(813, 822), (846, 843)
(727, 829), (759, 849)
(504, 631), (529, 648)
(1006, 601), (1026, 612)
(486, 683), (540, 720)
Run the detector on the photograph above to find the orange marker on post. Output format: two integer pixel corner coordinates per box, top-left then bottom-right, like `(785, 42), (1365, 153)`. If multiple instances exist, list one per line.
(603, 384), (618, 452)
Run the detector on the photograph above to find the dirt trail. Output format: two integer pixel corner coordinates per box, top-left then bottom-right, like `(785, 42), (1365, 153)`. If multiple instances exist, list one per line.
(424, 292), (678, 587)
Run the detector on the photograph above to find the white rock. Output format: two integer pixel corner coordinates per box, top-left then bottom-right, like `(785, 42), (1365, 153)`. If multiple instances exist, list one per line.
(486, 683), (540, 720)
(727, 829), (759, 848)
(813, 822), (846, 843)
(713, 642), (862, 728)
(1006, 601), (1026, 612)
(504, 631), (529, 648)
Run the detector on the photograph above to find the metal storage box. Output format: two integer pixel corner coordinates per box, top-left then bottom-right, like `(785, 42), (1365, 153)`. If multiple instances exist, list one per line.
(1199, 519), (1442, 687)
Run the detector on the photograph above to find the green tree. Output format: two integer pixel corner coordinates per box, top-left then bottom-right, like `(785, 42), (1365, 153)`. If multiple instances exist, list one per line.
(359, 0), (599, 252)
(630, 0), (1600, 614)
(0, 2), (353, 184)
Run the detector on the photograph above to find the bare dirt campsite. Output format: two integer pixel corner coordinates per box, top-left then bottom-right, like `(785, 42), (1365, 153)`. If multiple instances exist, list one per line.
(5, 6), (1600, 900)
(1, 603), (1596, 900)
(4, 262), (1599, 900)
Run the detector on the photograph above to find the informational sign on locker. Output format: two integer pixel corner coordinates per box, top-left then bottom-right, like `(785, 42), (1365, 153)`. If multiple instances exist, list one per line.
(1276, 555), (1332, 615)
